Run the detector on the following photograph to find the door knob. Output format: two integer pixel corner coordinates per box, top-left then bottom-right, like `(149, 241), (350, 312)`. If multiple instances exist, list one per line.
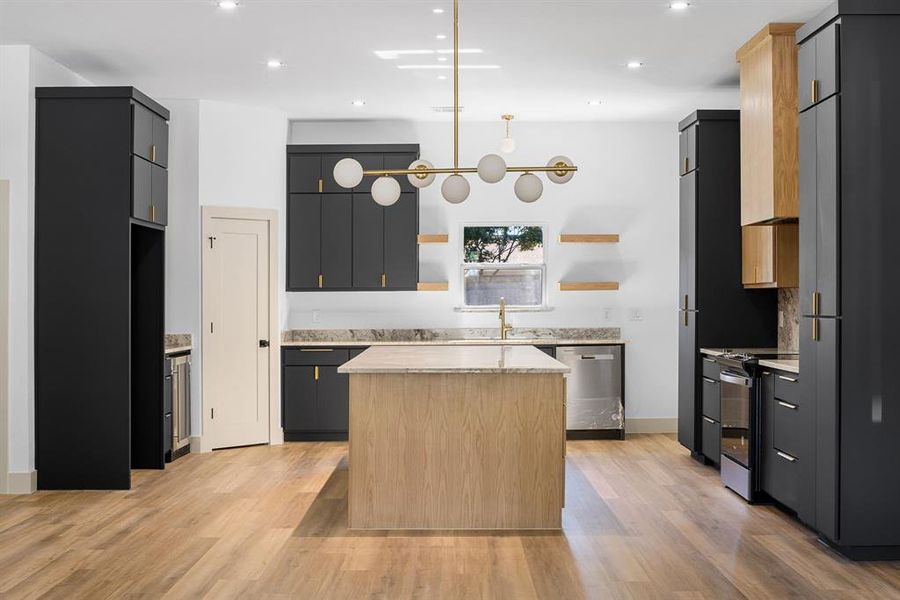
(259, 339), (270, 348)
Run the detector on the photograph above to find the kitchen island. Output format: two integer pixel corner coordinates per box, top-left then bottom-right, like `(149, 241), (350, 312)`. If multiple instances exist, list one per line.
(338, 344), (570, 530)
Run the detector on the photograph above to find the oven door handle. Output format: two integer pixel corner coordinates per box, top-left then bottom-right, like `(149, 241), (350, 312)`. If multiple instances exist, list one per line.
(719, 371), (752, 387)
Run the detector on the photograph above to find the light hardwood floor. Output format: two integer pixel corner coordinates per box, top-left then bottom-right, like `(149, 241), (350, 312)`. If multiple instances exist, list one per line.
(0, 435), (898, 599)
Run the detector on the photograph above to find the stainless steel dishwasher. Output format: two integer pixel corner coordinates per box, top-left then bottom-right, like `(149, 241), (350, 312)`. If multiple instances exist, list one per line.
(169, 353), (191, 461)
(556, 345), (624, 439)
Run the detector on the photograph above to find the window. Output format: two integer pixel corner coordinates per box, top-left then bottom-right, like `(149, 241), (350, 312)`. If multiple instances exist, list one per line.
(461, 225), (546, 308)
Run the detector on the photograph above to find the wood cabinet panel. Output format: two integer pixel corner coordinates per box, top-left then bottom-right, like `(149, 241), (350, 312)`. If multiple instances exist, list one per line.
(737, 24), (801, 225)
(742, 224), (798, 288)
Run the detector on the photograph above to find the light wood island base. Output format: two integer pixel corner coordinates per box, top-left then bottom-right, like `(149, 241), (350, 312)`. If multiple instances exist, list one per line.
(341, 345), (569, 530)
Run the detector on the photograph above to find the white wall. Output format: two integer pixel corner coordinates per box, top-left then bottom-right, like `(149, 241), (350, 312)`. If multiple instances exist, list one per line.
(288, 120), (679, 420)
(0, 46), (90, 490)
(168, 99), (287, 435)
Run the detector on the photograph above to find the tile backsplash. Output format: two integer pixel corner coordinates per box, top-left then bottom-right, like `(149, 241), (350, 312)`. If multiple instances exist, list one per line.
(778, 288), (799, 352)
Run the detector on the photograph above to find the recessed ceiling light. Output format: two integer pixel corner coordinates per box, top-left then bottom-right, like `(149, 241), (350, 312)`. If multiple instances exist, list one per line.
(433, 8), (445, 14)
(626, 61), (644, 69)
(436, 34), (447, 40)
(438, 56), (448, 62)
(669, 1), (690, 10)
(587, 100), (602, 106)
(437, 75), (447, 80)
(266, 59), (284, 68)
(351, 99), (366, 107)
(374, 48), (482, 60)
(217, 0), (238, 9)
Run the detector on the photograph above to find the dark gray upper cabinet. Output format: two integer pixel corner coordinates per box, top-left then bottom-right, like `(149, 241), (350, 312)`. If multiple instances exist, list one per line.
(321, 194), (353, 289)
(799, 22), (840, 112)
(679, 171), (697, 311)
(286, 145), (420, 292)
(287, 194), (321, 289)
(383, 192), (418, 289)
(150, 163), (168, 226)
(132, 158), (168, 226)
(289, 155), (322, 193)
(352, 193), (385, 289)
(132, 102), (168, 167)
(679, 124), (697, 175)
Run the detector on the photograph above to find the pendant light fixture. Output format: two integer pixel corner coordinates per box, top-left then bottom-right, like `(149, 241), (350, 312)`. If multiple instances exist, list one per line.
(499, 114), (516, 154)
(332, 0), (577, 205)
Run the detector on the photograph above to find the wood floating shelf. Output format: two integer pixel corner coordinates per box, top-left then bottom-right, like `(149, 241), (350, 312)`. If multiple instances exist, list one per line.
(417, 234), (449, 244)
(558, 282), (619, 292)
(559, 234), (620, 244)
(417, 282), (449, 291)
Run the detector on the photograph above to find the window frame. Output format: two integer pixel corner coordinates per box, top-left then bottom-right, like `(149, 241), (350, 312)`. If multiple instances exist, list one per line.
(458, 223), (549, 311)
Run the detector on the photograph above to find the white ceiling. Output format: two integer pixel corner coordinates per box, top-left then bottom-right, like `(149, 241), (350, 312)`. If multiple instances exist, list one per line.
(0, 0), (831, 122)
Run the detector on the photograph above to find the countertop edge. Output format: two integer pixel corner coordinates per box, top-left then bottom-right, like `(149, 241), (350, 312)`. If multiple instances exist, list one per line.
(337, 367), (570, 374)
(758, 359), (800, 374)
(165, 345), (192, 355)
(284, 339), (626, 347)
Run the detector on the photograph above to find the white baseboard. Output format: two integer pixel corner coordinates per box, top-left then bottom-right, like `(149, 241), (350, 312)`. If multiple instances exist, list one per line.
(625, 418), (677, 434)
(4, 470), (36, 494)
(190, 436), (209, 453)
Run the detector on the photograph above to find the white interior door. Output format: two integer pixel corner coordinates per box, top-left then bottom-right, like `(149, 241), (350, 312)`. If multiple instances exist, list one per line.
(205, 217), (270, 449)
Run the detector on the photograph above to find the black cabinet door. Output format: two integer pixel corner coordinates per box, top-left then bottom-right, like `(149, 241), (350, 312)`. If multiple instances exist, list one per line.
(287, 194), (322, 289)
(353, 194), (385, 288)
(383, 192), (417, 289)
(798, 36), (818, 112)
(760, 370), (776, 495)
(701, 415), (720, 465)
(150, 163), (168, 226)
(321, 194), (352, 288)
(799, 108), (817, 315)
(132, 156), (152, 222)
(152, 115), (168, 168)
(685, 124), (697, 174)
(679, 130), (688, 175)
(384, 153), (418, 193)
(816, 23), (839, 105)
(816, 96), (839, 317)
(701, 376), (720, 422)
(352, 154), (384, 194)
(316, 366), (349, 432)
(283, 366), (317, 431)
(677, 312), (697, 451)
(679, 171), (697, 310)
(132, 103), (154, 162)
(289, 155), (322, 193)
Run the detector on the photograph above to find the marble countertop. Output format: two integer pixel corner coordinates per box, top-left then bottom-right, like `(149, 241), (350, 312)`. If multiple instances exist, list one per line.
(284, 338), (624, 348)
(758, 359), (800, 374)
(164, 333), (192, 355)
(165, 346), (192, 355)
(337, 344), (571, 374)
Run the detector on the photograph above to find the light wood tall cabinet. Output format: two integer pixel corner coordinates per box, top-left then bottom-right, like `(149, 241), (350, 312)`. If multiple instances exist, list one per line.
(736, 23), (802, 225)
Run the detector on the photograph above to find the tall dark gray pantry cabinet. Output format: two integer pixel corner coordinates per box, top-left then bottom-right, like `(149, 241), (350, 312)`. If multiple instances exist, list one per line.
(35, 87), (168, 490)
(797, 1), (900, 560)
(677, 111), (777, 461)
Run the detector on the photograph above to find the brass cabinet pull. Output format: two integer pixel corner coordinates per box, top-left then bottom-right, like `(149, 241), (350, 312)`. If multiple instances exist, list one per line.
(777, 450), (797, 463)
(683, 294), (689, 311)
(703, 417), (716, 424)
(300, 348), (334, 352)
(683, 310), (689, 327)
(754, 265), (759, 284)
(778, 375), (798, 383)
(150, 205), (156, 222)
(318, 274), (324, 288)
(318, 178), (324, 193)
(777, 400), (798, 410)
(812, 317), (819, 341)
(812, 291), (820, 316)
(811, 79), (819, 104)
(381, 273), (387, 288)
(151, 144), (157, 163)
(314, 366), (319, 381)
(683, 157), (689, 173)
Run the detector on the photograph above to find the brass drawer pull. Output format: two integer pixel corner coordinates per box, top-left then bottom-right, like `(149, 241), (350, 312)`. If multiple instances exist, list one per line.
(777, 400), (798, 410)
(811, 79), (819, 104)
(300, 348), (334, 352)
(703, 416), (716, 424)
(702, 377), (718, 384)
(777, 375), (797, 383)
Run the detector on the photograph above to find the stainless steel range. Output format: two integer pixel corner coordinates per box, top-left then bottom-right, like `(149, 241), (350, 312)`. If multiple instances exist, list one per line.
(713, 350), (797, 501)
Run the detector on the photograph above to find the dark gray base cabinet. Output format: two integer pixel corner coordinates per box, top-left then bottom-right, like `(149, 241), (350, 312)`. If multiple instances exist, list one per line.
(286, 145), (420, 292)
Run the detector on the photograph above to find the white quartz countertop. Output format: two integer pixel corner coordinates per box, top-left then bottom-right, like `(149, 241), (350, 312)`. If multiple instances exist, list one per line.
(284, 338), (624, 348)
(758, 359), (800, 374)
(337, 344), (571, 374)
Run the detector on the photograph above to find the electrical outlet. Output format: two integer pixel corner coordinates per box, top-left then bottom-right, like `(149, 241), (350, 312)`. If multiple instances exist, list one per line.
(312, 310), (321, 324)
(630, 308), (643, 321)
(603, 308), (612, 321)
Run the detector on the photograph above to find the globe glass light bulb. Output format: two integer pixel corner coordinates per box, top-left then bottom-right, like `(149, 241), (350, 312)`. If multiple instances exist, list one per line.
(514, 173), (543, 203)
(441, 174), (470, 204)
(546, 155), (575, 184)
(477, 153), (507, 184)
(333, 157), (364, 189)
(499, 136), (516, 154)
(371, 176), (401, 206)
(407, 159), (436, 188)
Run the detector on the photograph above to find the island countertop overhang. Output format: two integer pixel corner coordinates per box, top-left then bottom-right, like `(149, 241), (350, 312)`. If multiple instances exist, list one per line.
(337, 344), (571, 374)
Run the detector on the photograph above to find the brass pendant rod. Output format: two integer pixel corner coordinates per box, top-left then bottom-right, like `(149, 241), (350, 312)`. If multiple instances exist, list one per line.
(363, 165), (578, 176)
(453, 0), (459, 170)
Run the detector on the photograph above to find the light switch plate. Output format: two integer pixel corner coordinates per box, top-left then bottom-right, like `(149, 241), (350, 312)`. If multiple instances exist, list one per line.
(312, 310), (321, 324)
